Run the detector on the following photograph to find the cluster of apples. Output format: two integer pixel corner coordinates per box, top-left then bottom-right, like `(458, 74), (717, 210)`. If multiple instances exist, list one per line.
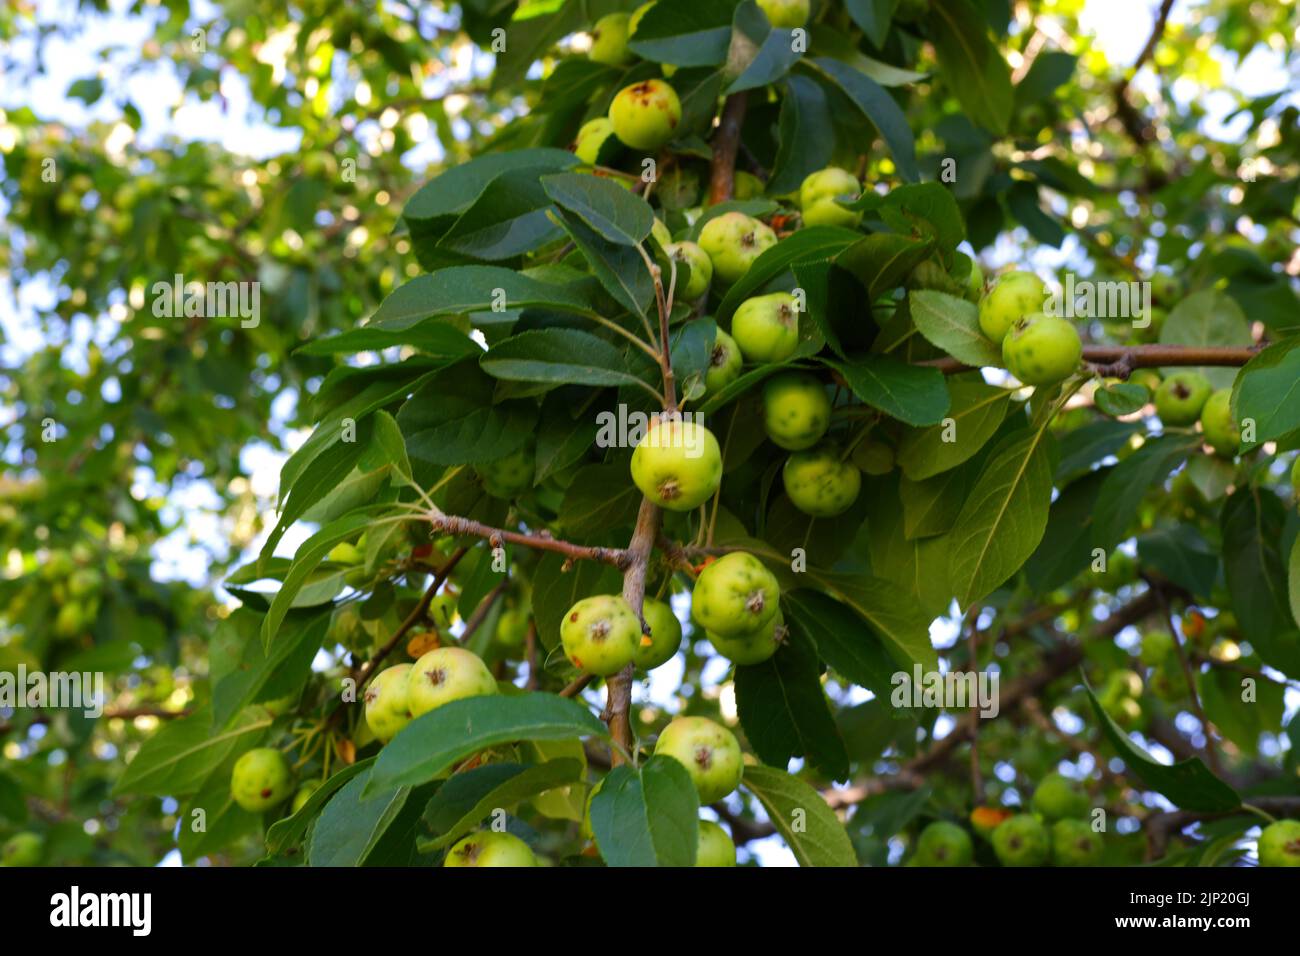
(977, 271), (1083, 386)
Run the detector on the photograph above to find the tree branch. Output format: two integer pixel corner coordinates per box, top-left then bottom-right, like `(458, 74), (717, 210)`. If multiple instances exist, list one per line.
(921, 343), (1259, 377)
(708, 92), (749, 205)
(605, 497), (661, 763)
(425, 510), (629, 569)
(1145, 796), (1300, 861)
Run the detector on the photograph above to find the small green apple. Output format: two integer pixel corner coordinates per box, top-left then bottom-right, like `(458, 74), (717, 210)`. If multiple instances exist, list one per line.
(364, 663), (413, 742)
(698, 212), (777, 284)
(629, 416), (723, 511)
(733, 170), (765, 200)
(707, 611), (784, 666)
(991, 814), (1049, 867)
(654, 716), (744, 804)
(445, 831), (539, 867)
(691, 551), (780, 638)
(1002, 312), (1082, 386)
(291, 781), (320, 815)
(588, 13), (633, 66)
(574, 117), (620, 165)
(1149, 272), (1180, 305)
(608, 79), (681, 151)
(1031, 772), (1088, 821)
(0, 832), (43, 867)
(231, 747), (293, 813)
(561, 594), (641, 676)
(783, 445), (861, 518)
(1105, 668), (1144, 699)
(666, 240), (712, 300)
(697, 820), (737, 866)
(799, 167), (861, 228)
(914, 821), (973, 867)
(762, 371), (831, 450)
(978, 271), (1047, 343)
(495, 606), (530, 648)
(1258, 819), (1300, 867)
(474, 441), (535, 498)
(1139, 630), (1174, 667)
(634, 597), (683, 670)
(405, 647), (497, 718)
(1154, 372), (1212, 426)
(704, 328), (743, 394)
(1050, 819), (1104, 866)
(1200, 389), (1240, 457)
(850, 439), (895, 475)
(757, 0), (810, 28)
(328, 541), (363, 564)
(731, 292), (800, 363)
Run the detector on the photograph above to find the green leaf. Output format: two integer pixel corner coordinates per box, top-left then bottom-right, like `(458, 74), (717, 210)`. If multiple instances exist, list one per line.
(733, 631), (851, 781)
(589, 757), (701, 867)
(769, 75), (833, 194)
(809, 572), (939, 671)
(1025, 468), (1108, 591)
(1231, 337), (1300, 443)
(481, 328), (653, 390)
(541, 172), (654, 246)
(1054, 418), (1141, 484)
(371, 410), (413, 485)
(628, 0), (736, 66)
(1158, 290), (1253, 390)
(908, 290), (1002, 368)
(784, 589), (901, 699)
(398, 357), (539, 466)
(716, 225), (863, 322)
(1014, 51), (1077, 105)
(367, 266), (600, 331)
(265, 759), (375, 853)
(309, 768), (412, 866)
(1085, 683), (1240, 812)
(366, 693), (609, 794)
(837, 233), (933, 300)
(896, 381), (1011, 480)
(211, 610), (328, 729)
(553, 207), (655, 318)
(114, 706), (270, 798)
(1094, 382), (1149, 417)
(260, 511), (373, 649)
(925, 0), (1013, 135)
(1221, 486), (1300, 677)
(404, 148), (577, 222)
(418, 759), (583, 851)
(1199, 667), (1283, 756)
(823, 355), (950, 426)
(741, 764), (857, 866)
(807, 58), (919, 182)
(844, 0), (894, 46)
(1092, 435), (1197, 552)
(297, 323), (480, 358)
(438, 167), (565, 260)
(726, 2), (803, 95)
(1136, 525), (1219, 600)
(558, 463), (644, 537)
(949, 430), (1055, 606)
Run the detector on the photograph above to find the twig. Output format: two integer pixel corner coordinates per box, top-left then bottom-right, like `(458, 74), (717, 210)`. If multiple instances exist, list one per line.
(707, 93), (749, 205)
(425, 511), (629, 569)
(921, 344), (1259, 376)
(1145, 795), (1300, 861)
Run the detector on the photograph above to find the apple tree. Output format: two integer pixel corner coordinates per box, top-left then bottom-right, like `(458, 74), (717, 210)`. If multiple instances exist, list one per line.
(2, 0), (1299, 868)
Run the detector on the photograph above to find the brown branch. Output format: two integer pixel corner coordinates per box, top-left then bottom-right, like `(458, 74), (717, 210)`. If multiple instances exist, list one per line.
(458, 580), (507, 645)
(426, 511), (629, 569)
(560, 673), (596, 699)
(707, 92), (749, 205)
(605, 498), (661, 763)
(921, 344), (1259, 376)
